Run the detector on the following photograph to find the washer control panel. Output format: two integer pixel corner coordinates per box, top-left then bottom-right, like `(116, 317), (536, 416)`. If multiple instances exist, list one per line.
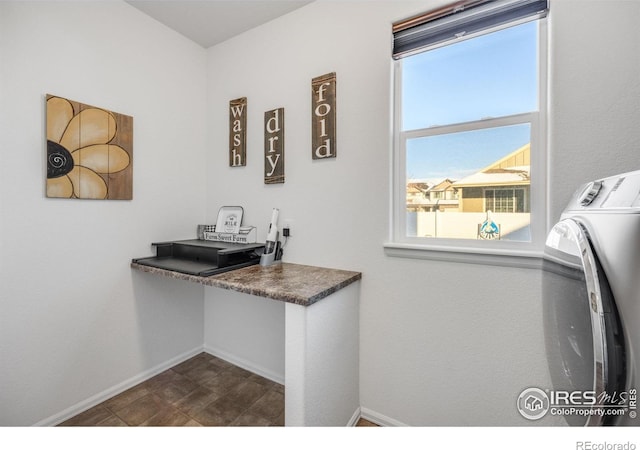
(567, 170), (640, 212)
(579, 180), (603, 206)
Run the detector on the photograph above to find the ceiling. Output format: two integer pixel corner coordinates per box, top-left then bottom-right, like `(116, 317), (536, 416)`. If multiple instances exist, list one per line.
(126, 1), (313, 48)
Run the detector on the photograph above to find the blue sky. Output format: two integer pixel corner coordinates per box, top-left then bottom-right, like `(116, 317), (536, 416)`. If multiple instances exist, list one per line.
(402, 21), (538, 181)
(406, 124), (531, 181)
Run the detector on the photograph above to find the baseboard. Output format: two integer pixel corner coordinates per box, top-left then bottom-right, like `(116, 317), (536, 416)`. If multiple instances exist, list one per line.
(35, 346), (204, 426)
(347, 407), (362, 426)
(36, 344), (406, 428)
(203, 345), (285, 385)
(359, 406), (409, 427)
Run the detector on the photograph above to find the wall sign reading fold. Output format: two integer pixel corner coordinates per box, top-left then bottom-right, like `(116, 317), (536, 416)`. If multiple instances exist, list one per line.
(311, 72), (336, 160)
(264, 108), (285, 184)
(46, 94), (133, 200)
(229, 97), (247, 167)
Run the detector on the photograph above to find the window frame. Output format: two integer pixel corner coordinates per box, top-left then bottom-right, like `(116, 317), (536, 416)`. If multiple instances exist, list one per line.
(386, 17), (548, 267)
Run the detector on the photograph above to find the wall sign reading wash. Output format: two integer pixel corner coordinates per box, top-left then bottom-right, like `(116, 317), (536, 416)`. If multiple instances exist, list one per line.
(311, 72), (336, 160)
(229, 97), (247, 167)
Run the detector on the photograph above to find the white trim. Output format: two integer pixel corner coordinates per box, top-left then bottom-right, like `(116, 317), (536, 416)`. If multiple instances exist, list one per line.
(203, 345), (285, 385)
(384, 242), (543, 269)
(391, 59), (404, 244)
(359, 407), (409, 427)
(402, 112), (537, 140)
(35, 346), (204, 427)
(347, 407), (362, 427)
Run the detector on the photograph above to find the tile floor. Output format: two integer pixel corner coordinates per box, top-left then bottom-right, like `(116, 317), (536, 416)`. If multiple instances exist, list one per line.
(59, 352), (377, 427)
(59, 352), (284, 426)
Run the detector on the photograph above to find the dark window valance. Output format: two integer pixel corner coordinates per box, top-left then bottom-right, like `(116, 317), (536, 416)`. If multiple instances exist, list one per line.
(392, 0), (549, 59)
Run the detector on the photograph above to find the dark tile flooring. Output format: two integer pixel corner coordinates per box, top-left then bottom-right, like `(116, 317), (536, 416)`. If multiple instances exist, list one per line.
(59, 352), (284, 426)
(60, 352), (378, 427)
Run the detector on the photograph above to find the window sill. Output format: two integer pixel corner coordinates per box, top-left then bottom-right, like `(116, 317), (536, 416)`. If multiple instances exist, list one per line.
(383, 242), (544, 269)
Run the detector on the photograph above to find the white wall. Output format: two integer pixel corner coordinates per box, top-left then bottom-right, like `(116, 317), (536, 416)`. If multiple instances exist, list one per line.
(2, 0), (639, 428)
(205, 0), (640, 426)
(548, 0), (640, 223)
(0, 1), (207, 425)
(204, 288), (285, 383)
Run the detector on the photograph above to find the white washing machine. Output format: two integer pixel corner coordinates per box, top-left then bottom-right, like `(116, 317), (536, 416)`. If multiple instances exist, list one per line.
(543, 170), (639, 426)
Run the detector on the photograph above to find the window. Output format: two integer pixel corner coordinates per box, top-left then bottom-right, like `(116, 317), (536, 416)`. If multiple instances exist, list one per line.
(388, 0), (548, 261)
(485, 188), (527, 213)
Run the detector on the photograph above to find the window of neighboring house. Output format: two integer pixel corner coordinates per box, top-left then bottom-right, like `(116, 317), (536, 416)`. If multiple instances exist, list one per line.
(387, 0), (548, 261)
(485, 188), (528, 213)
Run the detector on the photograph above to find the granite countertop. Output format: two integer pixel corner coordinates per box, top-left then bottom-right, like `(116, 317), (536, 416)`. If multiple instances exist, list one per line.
(131, 261), (361, 306)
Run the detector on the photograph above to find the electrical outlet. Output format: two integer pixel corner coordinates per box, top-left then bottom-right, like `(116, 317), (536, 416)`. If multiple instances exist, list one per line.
(282, 219), (293, 237)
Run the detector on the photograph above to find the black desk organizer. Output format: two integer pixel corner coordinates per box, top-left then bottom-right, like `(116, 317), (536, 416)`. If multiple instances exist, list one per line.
(133, 239), (265, 277)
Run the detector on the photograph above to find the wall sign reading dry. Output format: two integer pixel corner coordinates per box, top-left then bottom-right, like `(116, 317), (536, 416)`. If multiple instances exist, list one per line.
(46, 94), (133, 200)
(229, 97), (247, 167)
(264, 108), (285, 184)
(311, 72), (336, 160)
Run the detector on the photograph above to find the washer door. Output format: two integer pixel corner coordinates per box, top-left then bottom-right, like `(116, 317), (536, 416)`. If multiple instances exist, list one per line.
(543, 219), (626, 426)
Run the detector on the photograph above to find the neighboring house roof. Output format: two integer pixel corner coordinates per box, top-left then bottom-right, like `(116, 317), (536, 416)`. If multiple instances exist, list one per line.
(406, 181), (430, 197)
(452, 143), (531, 188)
(453, 166), (530, 187)
(407, 178), (459, 208)
(407, 181), (429, 190)
(427, 178), (455, 192)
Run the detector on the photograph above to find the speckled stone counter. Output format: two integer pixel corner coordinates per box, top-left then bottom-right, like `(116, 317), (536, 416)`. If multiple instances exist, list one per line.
(131, 261), (361, 306)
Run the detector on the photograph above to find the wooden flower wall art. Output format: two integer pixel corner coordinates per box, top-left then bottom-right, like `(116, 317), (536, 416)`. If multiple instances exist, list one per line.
(46, 94), (133, 200)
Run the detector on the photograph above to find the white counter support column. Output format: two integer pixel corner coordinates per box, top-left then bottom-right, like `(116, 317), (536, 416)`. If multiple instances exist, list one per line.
(285, 281), (360, 426)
